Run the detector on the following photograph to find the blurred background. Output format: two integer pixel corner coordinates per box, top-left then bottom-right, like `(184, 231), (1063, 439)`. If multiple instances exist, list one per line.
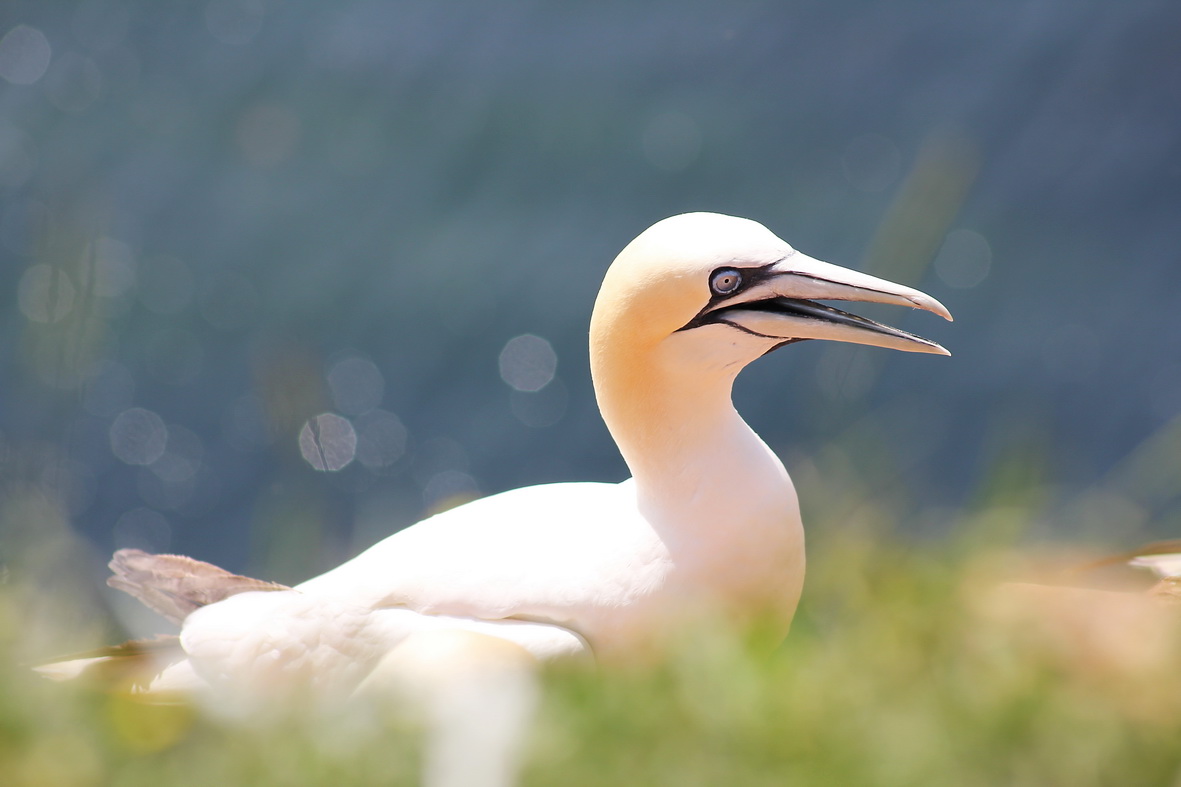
(1, 0), (1179, 593)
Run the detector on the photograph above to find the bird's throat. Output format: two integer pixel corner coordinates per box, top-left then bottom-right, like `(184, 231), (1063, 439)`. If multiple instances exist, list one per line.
(591, 334), (805, 627)
(592, 339), (765, 503)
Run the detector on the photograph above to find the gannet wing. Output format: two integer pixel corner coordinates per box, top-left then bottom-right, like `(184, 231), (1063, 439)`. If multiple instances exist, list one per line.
(160, 482), (640, 692)
(34, 635), (185, 686)
(297, 480), (670, 629)
(170, 592), (588, 704)
(108, 548), (290, 625)
(44, 484), (623, 696)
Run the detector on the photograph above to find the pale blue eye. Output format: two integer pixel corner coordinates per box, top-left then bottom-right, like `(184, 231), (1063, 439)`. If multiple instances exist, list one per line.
(710, 268), (742, 295)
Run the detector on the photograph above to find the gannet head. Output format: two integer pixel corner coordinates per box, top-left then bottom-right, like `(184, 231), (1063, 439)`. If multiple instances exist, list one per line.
(591, 212), (951, 380)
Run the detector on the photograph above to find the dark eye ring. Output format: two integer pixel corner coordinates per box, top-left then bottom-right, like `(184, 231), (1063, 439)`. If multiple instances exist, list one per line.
(710, 268), (743, 296)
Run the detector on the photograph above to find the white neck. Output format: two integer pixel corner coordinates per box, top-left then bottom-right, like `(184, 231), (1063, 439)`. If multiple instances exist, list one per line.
(592, 336), (781, 504)
(590, 326), (806, 620)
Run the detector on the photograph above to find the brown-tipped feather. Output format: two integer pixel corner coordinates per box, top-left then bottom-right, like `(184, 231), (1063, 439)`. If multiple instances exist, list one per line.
(108, 548), (291, 625)
(35, 635), (185, 690)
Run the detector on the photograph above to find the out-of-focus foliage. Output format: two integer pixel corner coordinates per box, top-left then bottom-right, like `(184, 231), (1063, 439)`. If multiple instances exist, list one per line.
(5, 510), (1181, 786)
(1, 1), (1180, 586)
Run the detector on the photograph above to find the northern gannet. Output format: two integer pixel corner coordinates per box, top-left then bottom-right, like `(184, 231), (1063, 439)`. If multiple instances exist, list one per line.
(44, 212), (951, 701)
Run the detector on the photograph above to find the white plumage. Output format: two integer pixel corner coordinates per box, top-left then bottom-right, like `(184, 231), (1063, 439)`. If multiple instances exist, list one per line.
(47, 212), (951, 703)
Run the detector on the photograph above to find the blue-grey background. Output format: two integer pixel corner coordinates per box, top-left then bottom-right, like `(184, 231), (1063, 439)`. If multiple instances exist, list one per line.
(1, 0), (1179, 587)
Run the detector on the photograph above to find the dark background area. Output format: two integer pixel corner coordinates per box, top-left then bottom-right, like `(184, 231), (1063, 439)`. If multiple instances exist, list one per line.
(1, 0), (1179, 586)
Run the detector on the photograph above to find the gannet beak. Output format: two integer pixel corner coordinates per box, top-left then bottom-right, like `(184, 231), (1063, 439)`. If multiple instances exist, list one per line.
(694, 252), (953, 355)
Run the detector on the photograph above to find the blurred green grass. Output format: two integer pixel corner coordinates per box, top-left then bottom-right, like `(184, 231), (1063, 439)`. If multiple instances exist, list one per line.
(4, 514), (1181, 787)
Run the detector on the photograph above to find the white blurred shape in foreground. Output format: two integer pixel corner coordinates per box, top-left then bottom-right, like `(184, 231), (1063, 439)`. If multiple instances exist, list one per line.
(1130, 553), (1181, 578)
(356, 630), (540, 787)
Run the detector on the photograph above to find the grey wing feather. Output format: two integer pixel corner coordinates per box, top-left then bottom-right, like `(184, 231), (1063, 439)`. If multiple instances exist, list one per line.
(107, 548), (290, 625)
(35, 634), (186, 688)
